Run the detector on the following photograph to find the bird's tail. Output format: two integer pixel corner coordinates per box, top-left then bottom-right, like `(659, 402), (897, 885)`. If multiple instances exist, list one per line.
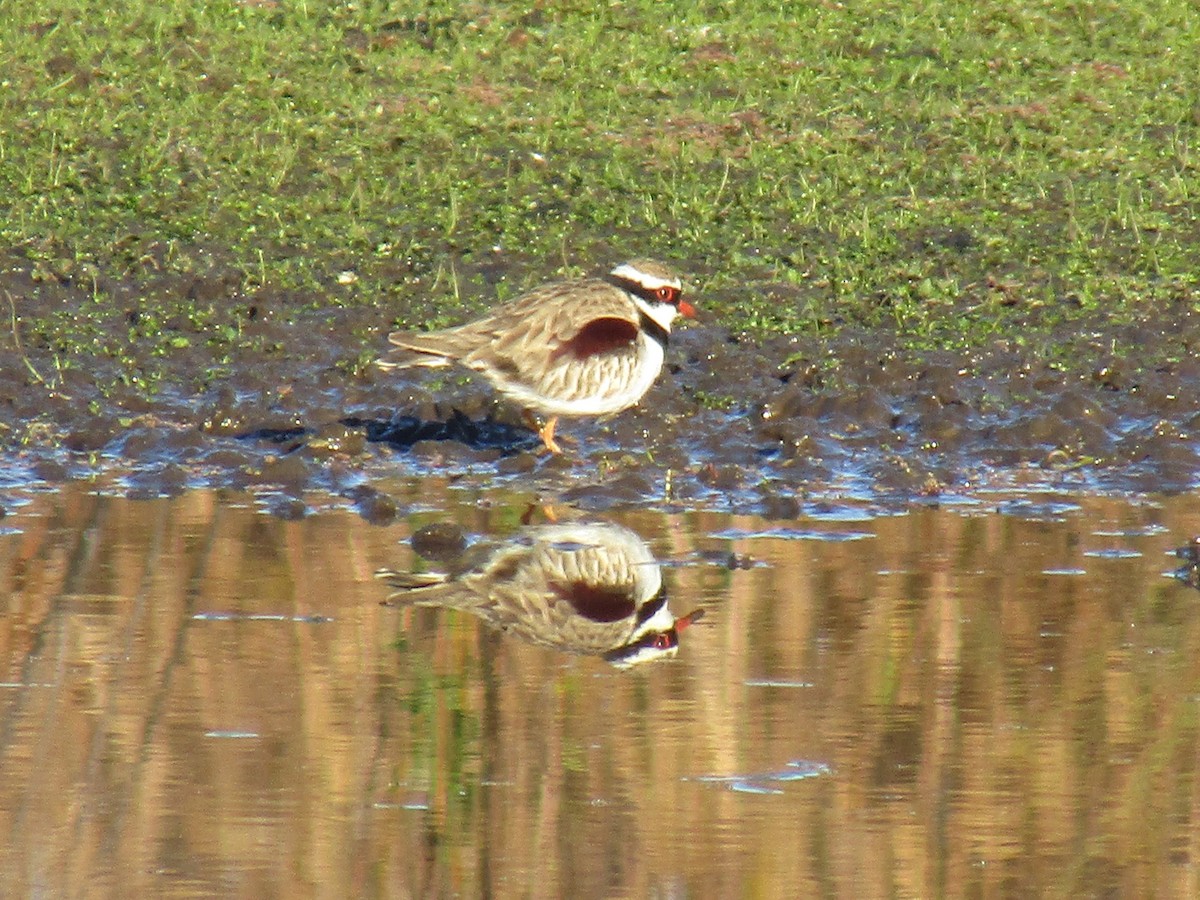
(376, 335), (454, 371)
(375, 568), (451, 605)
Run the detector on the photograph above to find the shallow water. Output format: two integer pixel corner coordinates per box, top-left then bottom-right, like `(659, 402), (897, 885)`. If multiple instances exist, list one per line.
(2, 484), (1200, 897)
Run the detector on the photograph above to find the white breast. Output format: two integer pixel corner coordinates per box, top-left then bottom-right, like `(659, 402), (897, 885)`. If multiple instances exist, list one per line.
(491, 332), (665, 417)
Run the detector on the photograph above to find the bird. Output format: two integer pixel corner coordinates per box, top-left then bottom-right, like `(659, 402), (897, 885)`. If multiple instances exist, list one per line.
(376, 521), (704, 668)
(378, 259), (696, 453)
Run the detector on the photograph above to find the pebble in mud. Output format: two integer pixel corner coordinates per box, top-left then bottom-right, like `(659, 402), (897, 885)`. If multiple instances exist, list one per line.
(257, 453), (313, 488)
(496, 452), (538, 475)
(109, 425), (203, 462)
(411, 522), (469, 562)
(409, 439), (502, 466)
(32, 458), (71, 483)
(267, 497), (308, 520)
(697, 462), (744, 491)
(696, 548), (758, 570)
(125, 464), (189, 499)
(561, 471), (657, 510)
(758, 490), (802, 520)
(1118, 425), (1199, 471)
(912, 404), (970, 447)
(808, 387), (895, 431)
(198, 388), (251, 436)
(759, 416), (818, 459)
(307, 422), (367, 458)
(348, 486), (400, 525)
(538, 453), (577, 473)
(64, 419), (118, 453)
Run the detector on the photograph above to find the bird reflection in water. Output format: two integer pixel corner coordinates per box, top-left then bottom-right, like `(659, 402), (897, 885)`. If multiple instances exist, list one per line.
(377, 521), (703, 668)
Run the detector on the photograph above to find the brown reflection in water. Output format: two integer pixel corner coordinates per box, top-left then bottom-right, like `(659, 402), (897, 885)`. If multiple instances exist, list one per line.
(1, 488), (1200, 897)
(379, 520), (703, 668)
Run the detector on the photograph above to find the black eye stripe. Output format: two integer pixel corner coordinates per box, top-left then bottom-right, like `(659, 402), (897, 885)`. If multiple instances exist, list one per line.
(604, 273), (681, 307)
(633, 582), (668, 626)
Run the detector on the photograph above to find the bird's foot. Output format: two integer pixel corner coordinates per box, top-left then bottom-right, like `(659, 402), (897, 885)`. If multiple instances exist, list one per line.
(523, 412), (569, 455)
(520, 502), (563, 525)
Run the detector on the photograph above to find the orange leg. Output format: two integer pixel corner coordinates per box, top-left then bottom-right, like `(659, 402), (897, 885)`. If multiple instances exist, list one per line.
(522, 411), (563, 454)
(539, 415), (562, 454)
(520, 502), (560, 525)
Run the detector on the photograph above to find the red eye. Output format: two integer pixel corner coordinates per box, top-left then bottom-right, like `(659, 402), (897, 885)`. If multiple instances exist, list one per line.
(653, 633), (672, 649)
(656, 286), (678, 304)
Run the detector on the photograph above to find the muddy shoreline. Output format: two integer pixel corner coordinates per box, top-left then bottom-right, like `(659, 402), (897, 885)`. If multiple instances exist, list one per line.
(5, 262), (1200, 517)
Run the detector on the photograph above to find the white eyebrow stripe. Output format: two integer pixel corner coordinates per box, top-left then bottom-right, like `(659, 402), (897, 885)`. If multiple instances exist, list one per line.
(609, 263), (681, 292)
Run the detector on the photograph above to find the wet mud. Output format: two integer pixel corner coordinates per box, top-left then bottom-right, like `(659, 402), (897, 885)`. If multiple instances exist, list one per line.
(5, 259), (1200, 512)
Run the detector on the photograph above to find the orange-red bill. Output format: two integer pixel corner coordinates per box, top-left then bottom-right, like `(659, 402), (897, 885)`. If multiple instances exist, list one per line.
(678, 299), (697, 319)
(675, 608), (705, 630)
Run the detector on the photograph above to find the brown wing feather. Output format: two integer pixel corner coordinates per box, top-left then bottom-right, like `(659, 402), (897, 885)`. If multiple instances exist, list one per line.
(548, 317), (639, 362)
(549, 580), (638, 622)
(460, 279), (640, 376)
(381, 277), (640, 378)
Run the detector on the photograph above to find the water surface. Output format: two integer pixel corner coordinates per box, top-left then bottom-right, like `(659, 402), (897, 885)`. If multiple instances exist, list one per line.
(2, 484), (1198, 897)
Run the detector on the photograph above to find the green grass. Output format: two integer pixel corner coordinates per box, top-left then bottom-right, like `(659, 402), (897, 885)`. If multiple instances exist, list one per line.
(2, 0), (1198, 373)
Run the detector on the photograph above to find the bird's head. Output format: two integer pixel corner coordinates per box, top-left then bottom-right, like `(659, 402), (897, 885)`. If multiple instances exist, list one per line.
(608, 259), (696, 332)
